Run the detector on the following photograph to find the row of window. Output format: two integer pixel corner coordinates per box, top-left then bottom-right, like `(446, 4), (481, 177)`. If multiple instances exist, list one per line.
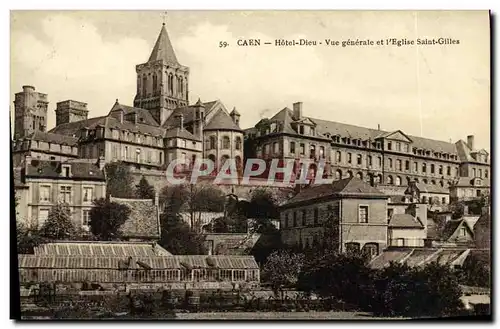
(471, 167), (489, 179)
(283, 204), (370, 229)
(39, 185), (94, 204)
(110, 129), (163, 147)
(19, 268), (259, 283)
(205, 136), (242, 151)
(334, 151), (459, 177)
(111, 145), (164, 165)
(260, 142), (326, 158)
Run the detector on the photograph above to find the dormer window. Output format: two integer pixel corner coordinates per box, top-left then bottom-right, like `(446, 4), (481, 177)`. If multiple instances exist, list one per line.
(310, 127), (315, 136)
(299, 125), (304, 135)
(61, 164), (71, 177)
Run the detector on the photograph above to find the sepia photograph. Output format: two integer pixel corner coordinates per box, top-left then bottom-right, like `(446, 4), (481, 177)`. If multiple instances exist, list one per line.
(10, 10), (491, 320)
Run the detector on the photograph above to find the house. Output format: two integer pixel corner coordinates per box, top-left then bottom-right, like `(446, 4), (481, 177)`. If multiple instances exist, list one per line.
(450, 177), (490, 202)
(14, 156), (106, 229)
(388, 208), (426, 247)
(279, 177), (389, 257)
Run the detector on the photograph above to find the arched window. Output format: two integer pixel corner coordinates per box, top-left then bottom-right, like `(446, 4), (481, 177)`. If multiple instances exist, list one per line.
(431, 180), (436, 185)
(235, 136), (242, 150)
(209, 136), (216, 150)
(142, 75), (147, 97)
(423, 179), (428, 184)
(387, 175), (394, 185)
(220, 155), (229, 168)
(395, 176), (401, 186)
(356, 172), (363, 180)
(168, 74), (174, 94)
(414, 178), (419, 183)
(335, 169), (342, 180)
(152, 73), (158, 95)
(222, 136), (230, 149)
(347, 170), (353, 178)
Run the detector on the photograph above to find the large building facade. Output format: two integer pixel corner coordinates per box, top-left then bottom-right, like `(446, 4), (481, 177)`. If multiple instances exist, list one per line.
(245, 102), (490, 198)
(12, 23), (243, 176)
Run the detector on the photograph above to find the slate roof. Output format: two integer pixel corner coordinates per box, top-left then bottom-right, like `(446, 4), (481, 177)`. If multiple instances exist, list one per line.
(260, 107), (459, 154)
(455, 139), (490, 163)
(165, 127), (201, 141)
(110, 196), (160, 240)
(204, 109), (242, 131)
(108, 101), (159, 127)
(282, 177), (387, 207)
(389, 214), (424, 228)
(25, 159), (105, 181)
(34, 241), (172, 257)
(413, 183), (449, 194)
(148, 23), (179, 65)
(18, 255), (259, 270)
(441, 219), (473, 241)
(21, 131), (79, 146)
(454, 177), (490, 188)
(49, 116), (108, 136)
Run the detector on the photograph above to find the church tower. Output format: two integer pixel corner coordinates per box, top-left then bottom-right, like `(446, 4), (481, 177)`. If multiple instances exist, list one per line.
(133, 23), (189, 126)
(13, 85), (49, 139)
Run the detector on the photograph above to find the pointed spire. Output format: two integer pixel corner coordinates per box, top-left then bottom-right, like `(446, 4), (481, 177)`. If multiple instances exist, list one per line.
(230, 107), (240, 116)
(148, 23), (179, 65)
(195, 98), (204, 107)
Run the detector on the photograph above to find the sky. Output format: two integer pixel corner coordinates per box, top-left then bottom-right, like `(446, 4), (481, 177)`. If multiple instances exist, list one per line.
(10, 10), (490, 150)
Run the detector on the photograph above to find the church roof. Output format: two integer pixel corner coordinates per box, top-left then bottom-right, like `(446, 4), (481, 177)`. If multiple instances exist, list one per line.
(204, 109), (242, 131)
(148, 23), (179, 65)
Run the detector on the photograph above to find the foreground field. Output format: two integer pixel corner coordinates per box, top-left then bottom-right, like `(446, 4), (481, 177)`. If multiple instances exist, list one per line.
(174, 311), (400, 320)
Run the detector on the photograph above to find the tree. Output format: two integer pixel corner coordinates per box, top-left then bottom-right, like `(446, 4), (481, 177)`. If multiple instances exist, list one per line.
(262, 250), (305, 295)
(164, 184), (225, 231)
(105, 162), (135, 198)
(158, 213), (207, 255)
(89, 198), (131, 240)
(40, 203), (77, 240)
(16, 221), (45, 254)
(135, 176), (156, 199)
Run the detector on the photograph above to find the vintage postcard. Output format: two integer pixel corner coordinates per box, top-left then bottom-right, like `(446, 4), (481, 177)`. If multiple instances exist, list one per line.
(11, 10), (491, 320)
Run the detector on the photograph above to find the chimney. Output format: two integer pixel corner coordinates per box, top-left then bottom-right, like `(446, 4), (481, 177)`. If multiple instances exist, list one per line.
(133, 112), (138, 125)
(378, 124), (381, 131)
(292, 102), (303, 120)
(24, 155), (32, 172)
(119, 110), (124, 123)
(467, 135), (474, 150)
(97, 156), (105, 170)
(179, 114), (184, 130)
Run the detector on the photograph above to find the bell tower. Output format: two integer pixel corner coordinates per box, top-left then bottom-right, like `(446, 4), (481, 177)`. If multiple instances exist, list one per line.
(133, 23), (189, 125)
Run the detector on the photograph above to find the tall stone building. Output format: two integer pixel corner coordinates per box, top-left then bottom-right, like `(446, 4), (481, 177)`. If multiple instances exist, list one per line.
(12, 23), (243, 176)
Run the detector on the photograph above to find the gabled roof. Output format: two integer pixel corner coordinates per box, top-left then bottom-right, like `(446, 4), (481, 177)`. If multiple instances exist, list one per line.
(441, 219), (474, 241)
(282, 177), (387, 208)
(110, 196), (160, 240)
(204, 109), (242, 131)
(25, 159), (105, 181)
(148, 23), (179, 65)
(389, 214), (424, 228)
(21, 131), (79, 146)
(34, 241), (172, 257)
(375, 130), (413, 143)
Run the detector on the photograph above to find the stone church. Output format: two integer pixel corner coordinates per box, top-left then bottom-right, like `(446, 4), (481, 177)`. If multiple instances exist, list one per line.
(12, 23), (244, 175)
